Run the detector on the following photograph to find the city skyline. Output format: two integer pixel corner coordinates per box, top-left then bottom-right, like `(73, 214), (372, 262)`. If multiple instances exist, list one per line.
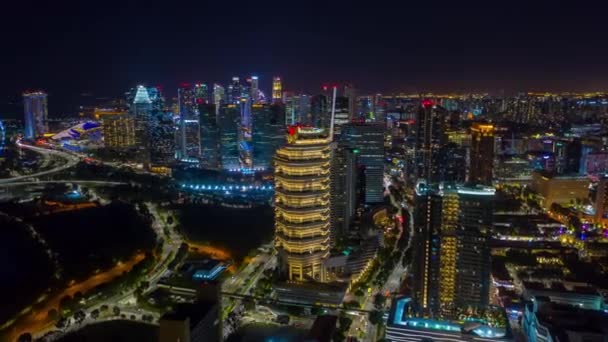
(2, 2), (608, 341)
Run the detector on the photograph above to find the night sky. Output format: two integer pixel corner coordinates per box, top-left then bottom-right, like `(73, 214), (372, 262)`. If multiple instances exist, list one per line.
(1, 0), (608, 115)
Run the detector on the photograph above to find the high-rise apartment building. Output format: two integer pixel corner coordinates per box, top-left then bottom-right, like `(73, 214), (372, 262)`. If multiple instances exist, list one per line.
(415, 100), (446, 185)
(413, 183), (494, 313)
(272, 77), (282, 103)
(341, 122), (385, 204)
(274, 126), (331, 282)
(23, 91), (48, 140)
(330, 142), (358, 239)
(470, 123), (495, 185)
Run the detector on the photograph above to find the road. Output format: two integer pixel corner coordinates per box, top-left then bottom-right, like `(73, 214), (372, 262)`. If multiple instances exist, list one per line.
(143, 203), (183, 292)
(348, 175), (415, 341)
(0, 142), (80, 184)
(221, 252), (277, 338)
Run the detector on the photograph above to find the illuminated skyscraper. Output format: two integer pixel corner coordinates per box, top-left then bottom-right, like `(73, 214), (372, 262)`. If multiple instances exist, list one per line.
(415, 99), (446, 184)
(132, 85), (152, 165)
(595, 175), (608, 223)
(275, 126), (331, 282)
(239, 98), (253, 169)
(252, 103), (285, 170)
(101, 110), (135, 148)
(250, 76), (259, 103)
(311, 94), (329, 128)
(413, 183), (494, 313)
(330, 142), (358, 238)
(343, 83), (357, 120)
(272, 77), (282, 103)
(228, 77), (241, 104)
(194, 83), (210, 104)
(213, 84), (225, 115)
(218, 104), (240, 170)
(22, 91), (48, 140)
(199, 102), (220, 170)
(341, 122), (385, 204)
(470, 123), (495, 185)
(177, 84), (200, 160)
(332, 96), (350, 136)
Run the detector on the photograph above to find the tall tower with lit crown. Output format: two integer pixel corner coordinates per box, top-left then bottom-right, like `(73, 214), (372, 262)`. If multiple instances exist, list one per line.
(470, 123), (495, 185)
(274, 126), (331, 282)
(272, 77), (282, 103)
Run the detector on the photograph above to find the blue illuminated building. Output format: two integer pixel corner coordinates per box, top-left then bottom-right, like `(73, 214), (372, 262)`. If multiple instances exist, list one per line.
(23, 91), (48, 140)
(0, 120), (5, 156)
(191, 259), (227, 281)
(387, 297), (512, 342)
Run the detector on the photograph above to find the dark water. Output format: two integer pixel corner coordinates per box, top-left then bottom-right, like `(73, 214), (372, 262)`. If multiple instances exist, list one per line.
(176, 204), (274, 262)
(30, 203), (157, 280)
(0, 203), (156, 323)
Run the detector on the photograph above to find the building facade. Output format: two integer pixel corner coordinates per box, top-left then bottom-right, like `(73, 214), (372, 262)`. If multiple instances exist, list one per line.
(23, 91), (48, 140)
(275, 126), (331, 282)
(470, 123), (495, 185)
(177, 85), (200, 160)
(341, 122), (385, 204)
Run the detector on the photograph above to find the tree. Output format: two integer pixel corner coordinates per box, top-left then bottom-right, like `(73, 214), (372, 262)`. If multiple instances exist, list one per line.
(374, 293), (386, 309)
(90, 309), (100, 319)
(354, 289), (364, 297)
(59, 295), (73, 309)
(55, 317), (68, 329)
(48, 308), (59, 320)
(100, 304), (109, 312)
(243, 298), (256, 311)
(113, 306), (121, 316)
(339, 315), (353, 331)
(369, 310), (384, 325)
(74, 310), (86, 323)
(73, 291), (83, 301)
(332, 330), (346, 342)
(17, 333), (32, 342)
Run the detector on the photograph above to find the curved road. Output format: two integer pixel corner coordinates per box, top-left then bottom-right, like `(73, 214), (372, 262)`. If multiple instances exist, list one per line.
(0, 142), (80, 185)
